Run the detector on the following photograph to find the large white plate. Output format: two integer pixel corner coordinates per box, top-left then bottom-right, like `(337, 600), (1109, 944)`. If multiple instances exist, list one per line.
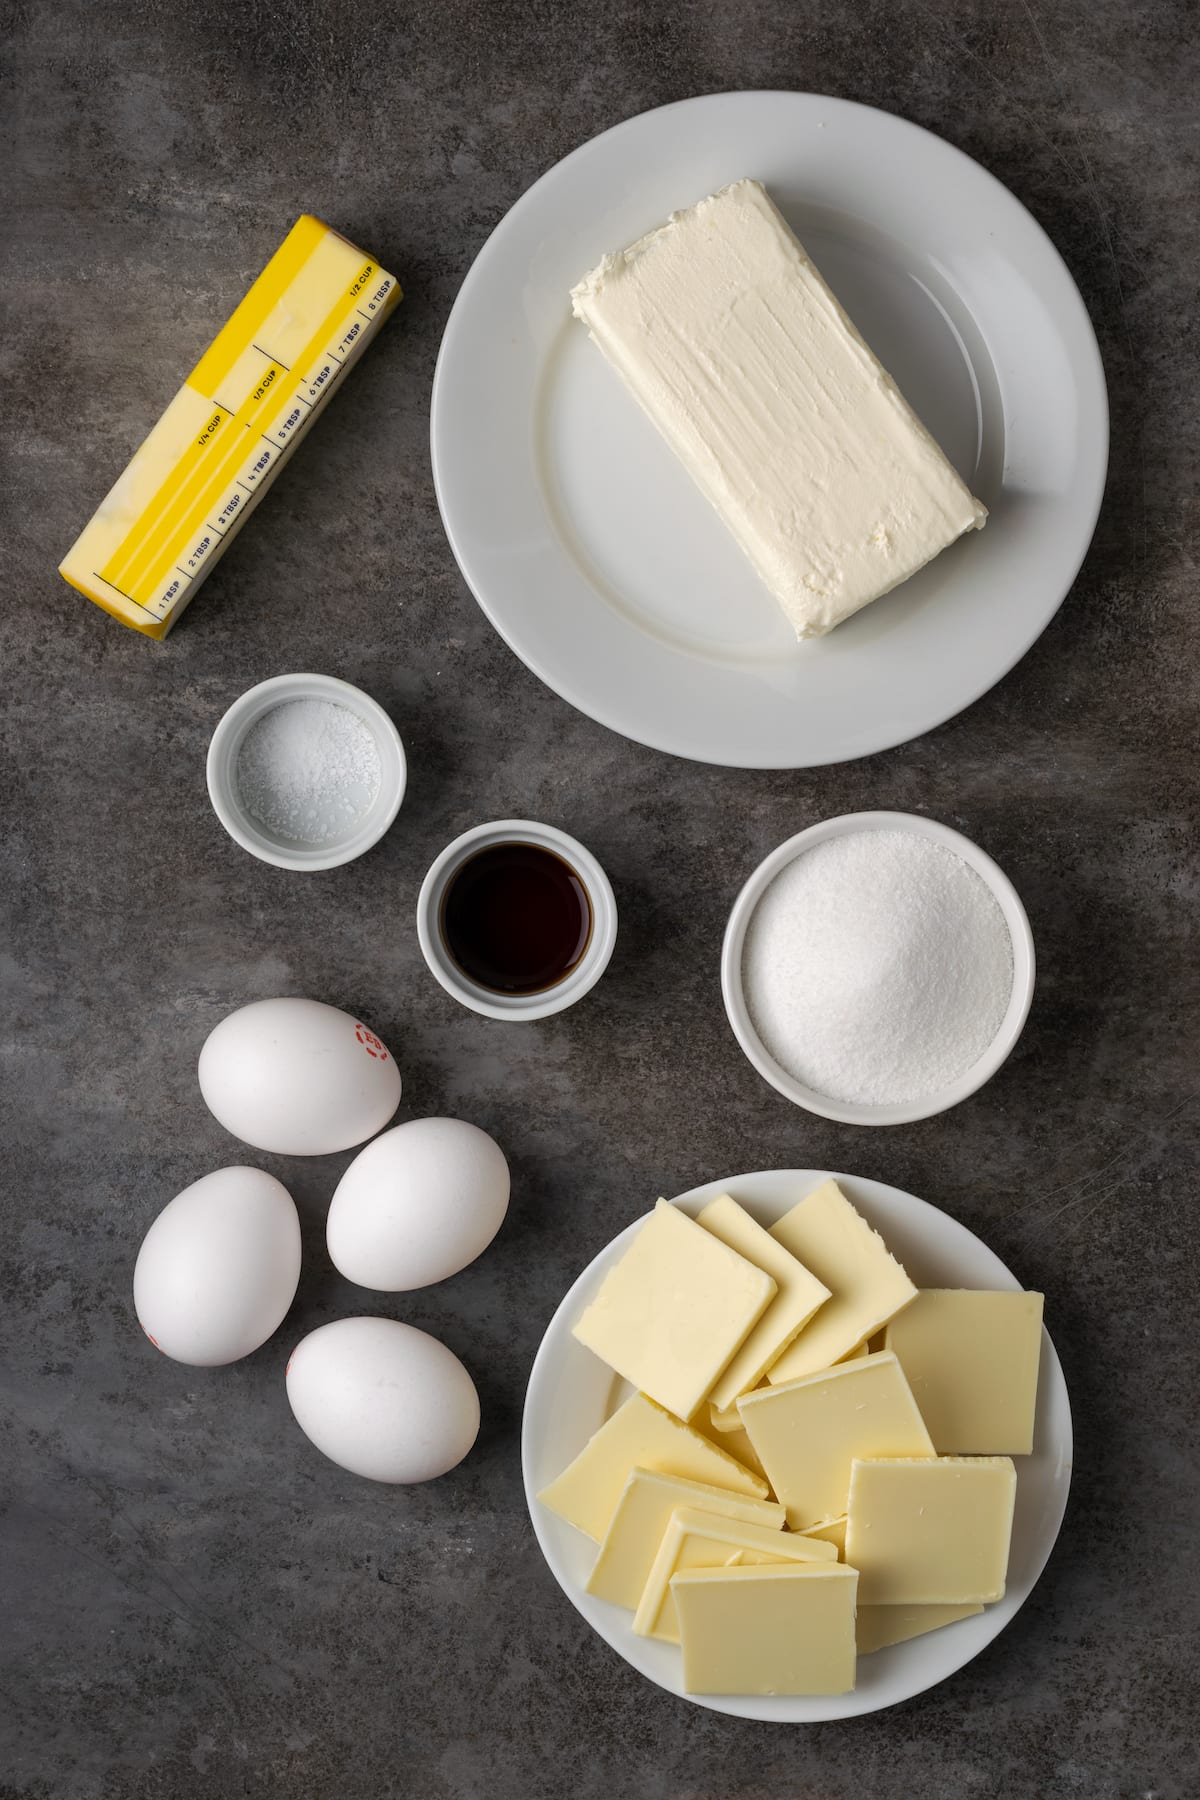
(521, 1170), (1073, 1722)
(432, 92), (1108, 767)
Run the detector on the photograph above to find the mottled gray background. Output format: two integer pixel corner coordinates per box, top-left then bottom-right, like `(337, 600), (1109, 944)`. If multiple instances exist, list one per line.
(2, 0), (1198, 1795)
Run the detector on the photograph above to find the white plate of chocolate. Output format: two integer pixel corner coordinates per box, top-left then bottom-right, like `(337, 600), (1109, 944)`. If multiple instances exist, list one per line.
(522, 1169), (1072, 1722)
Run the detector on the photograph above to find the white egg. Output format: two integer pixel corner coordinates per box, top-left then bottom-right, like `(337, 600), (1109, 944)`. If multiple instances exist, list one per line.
(285, 1317), (480, 1483)
(198, 997), (401, 1155)
(326, 1117), (510, 1292)
(134, 1166), (301, 1366)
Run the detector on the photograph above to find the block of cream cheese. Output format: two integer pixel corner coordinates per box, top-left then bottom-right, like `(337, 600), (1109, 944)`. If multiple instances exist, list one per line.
(739, 1349), (934, 1528)
(884, 1289), (1045, 1454)
(672, 1563), (859, 1696)
(695, 1194), (830, 1411)
(570, 179), (986, 639)
(634, 1504), (835, 1644)
(585, 1467), (784, 1609)
(857, 1601), (984, 1656)
(766, 1179), (917, 1383)
(572, 1200), (777, 1419)
(61, 216), (400, 637)
(846, 1455), (1017, 1604)
(537, 1390), (768, 1542)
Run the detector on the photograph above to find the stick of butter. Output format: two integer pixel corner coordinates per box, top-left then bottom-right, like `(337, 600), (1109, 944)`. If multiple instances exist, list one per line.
(60, 216), (400, 638)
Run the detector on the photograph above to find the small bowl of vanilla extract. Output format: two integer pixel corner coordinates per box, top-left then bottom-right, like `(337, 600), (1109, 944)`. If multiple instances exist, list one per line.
(417, 820), (618, 1020)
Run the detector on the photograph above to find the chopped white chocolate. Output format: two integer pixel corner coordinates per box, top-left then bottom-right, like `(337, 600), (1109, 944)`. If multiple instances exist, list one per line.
(572, 1199), (776, 1419)
(846, 1455), (1017, 1604)
(884, 1289), (1044, 1454)
(857, 1602), (984, 1655)
(739, 1349), (933, 1527)
(766, 1179), (917, 1383)
(695, 1194), (830, 1410)
(634, 1504), (835, 1644)
(537, 1390), (768, 1542)
(585, 1468), (783, 1609)
(673, 1563), (858, 1695)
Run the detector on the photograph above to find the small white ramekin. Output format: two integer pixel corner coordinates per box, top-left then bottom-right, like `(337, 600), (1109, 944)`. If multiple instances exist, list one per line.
(417, 820), (617, 1021)
(206, 673), (406, 872)
(721, 810), (1036, 1127)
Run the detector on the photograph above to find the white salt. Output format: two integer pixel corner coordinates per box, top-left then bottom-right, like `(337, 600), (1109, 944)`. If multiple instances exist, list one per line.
(742, 830), (1014, 1107)
(235, 699), (381, 845)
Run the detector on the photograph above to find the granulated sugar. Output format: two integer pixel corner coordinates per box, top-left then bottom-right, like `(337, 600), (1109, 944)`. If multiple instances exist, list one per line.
(235, 699), (381, 845)
(742, 830), (1013, 1106)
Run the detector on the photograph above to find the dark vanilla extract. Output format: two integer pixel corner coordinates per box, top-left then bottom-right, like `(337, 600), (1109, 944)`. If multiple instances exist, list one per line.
(441, 842), (593, 995)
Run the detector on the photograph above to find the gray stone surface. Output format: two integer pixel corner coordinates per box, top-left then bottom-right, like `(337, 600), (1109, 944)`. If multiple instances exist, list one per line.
(2, 0), (1198, 1794)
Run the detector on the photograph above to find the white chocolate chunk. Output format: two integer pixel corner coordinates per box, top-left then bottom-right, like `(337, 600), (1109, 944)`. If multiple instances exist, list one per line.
(696, 1194), (830, 1410)
(739, 1349), (934, 1528)
(884, 1289), (1044, 1454)
(634, 1504), (834, 1644)
(572, 1200), (776, 1419)
(537, 1390), (768, 1542)
(766, 1179), (917, 1382)
(857, 1601), (984, 1655)
(846, 1455), (1017, 1604)
(586, 1468), (783, 1609)
(673, 1563), (858, 1695)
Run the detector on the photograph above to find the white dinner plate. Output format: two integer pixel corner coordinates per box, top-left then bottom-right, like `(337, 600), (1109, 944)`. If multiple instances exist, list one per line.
(521, 1170), (1072, 1722)
(432, 92), (1108, 768)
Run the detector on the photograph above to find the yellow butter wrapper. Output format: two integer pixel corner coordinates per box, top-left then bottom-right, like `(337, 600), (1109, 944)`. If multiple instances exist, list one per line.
(61, 216), (400, 638)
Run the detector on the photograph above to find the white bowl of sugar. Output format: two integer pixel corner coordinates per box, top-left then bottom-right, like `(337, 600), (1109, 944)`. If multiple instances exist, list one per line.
(721, 811), (1035, 1126)
(207, 673), (406, 872)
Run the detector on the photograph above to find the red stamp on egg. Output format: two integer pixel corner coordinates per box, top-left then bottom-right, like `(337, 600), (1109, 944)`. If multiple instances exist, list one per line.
(354, 1023), (388, 1061)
